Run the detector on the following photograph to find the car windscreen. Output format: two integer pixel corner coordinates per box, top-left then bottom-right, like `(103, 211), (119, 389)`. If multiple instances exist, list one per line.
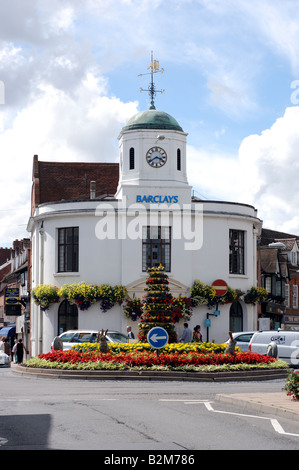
(72, 333), (98, 343)
(108, 332), (128, 343)
(60, 333), (76, 343)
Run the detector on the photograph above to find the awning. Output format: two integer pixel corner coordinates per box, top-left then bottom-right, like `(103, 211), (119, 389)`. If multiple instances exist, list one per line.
(0, 326), (16, 337)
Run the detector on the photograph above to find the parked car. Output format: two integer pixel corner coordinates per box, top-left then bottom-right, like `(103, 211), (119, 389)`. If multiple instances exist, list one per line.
(0, 350), (10, 367)
(224, 331), (255, 351)
(248, 330), (299, 366)
(52, 330), (128, 350)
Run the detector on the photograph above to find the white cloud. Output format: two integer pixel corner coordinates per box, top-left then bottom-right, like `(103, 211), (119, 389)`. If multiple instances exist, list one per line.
(0, 73), (138, 245)
(189, 106), (299, 235)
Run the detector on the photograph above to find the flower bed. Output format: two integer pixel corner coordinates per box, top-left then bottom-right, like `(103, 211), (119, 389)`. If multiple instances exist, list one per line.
(25, 343), (289, 373)
(72, 341), (229, 354)
(36, 350), (277, 367)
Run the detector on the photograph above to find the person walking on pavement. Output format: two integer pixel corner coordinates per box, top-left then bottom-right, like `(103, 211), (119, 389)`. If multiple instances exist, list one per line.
(180, 323), (192, 343)
(16, 338), (26, 364)
(12, 339), (17, 363)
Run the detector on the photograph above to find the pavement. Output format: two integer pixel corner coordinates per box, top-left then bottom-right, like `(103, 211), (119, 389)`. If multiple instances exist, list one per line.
(216, 392), (299, 422)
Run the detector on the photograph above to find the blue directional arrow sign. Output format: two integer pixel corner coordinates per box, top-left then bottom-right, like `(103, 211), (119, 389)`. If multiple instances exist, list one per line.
(147, 327), (169, 349)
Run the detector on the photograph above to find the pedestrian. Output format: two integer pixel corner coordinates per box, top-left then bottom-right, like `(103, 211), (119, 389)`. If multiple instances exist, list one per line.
(193, 325), (203, 342)
(12, 339), (17, 362)
(180, 323), (192, 343)
(4, 338), (11, 359)
(16, 338), (26, 364)
(126, 326), (135, 339)
(0, 337), (5, 352)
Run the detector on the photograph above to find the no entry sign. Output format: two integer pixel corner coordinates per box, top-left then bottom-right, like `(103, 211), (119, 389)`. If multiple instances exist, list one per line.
(212, 279), (228, 297)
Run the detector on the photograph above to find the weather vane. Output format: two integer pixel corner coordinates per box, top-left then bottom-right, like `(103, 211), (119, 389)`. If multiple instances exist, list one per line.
(138, 51), (165, 109)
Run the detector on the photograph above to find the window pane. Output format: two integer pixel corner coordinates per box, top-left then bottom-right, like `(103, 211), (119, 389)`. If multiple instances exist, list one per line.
(66, 228), (74, 244)
(151, 227), (159, 241)
(74, 227), (79, 243)
(161, 227), (170, 240)
(142, 226), (171, 272)
(73, 244), (79, 271)
(58, 227), (79, 272)
(58, 245), (65, 272)
(59, 228), (65, 244)
(229, 229), (245, 274)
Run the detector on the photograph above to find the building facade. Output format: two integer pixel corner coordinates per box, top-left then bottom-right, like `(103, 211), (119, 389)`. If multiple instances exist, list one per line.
(28, 105), (262, 355)
(259, 228), (299, 330)
(0, 239), (31, 352)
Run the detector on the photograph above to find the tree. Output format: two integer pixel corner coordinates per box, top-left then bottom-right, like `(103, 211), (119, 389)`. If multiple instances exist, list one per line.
(138, 265), (177, 342)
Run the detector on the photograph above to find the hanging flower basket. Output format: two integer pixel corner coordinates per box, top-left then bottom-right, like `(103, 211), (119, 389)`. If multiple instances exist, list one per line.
(96, 284), (128, 312)
(244, 286), (268, 304)
(57, 282), (127, 312)
(218, 287), (244, 305)
(123, 298), (143, 321)
(32, 285), (60, 311)
(190, 279), (216, 307)
(58, 282), (98, 311)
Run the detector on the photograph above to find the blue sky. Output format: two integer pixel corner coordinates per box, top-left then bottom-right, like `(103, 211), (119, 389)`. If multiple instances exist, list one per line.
(1, 0), (299, 245)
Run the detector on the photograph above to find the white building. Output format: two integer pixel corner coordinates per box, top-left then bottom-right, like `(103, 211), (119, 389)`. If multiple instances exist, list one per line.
(28, 100), (262, 355)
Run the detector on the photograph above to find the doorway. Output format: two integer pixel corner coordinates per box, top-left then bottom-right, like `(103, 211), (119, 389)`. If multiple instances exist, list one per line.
(57, 300), (78, 334)
(229, 302), (243, 332)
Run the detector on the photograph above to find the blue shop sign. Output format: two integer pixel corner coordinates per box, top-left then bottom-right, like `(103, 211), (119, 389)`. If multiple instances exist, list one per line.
(136, 195), (178, 204)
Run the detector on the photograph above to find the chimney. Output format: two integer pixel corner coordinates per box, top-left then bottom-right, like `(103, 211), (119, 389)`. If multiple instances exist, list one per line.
(90, 181), (96, 199)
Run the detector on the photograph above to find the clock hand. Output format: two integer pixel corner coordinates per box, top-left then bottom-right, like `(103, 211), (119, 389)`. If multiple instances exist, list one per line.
(149, 155), (162, 162)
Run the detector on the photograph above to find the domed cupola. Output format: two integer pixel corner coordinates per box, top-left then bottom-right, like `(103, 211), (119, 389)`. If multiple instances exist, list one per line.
(115, 53), (191, 204)
(122, 109), (183, 133)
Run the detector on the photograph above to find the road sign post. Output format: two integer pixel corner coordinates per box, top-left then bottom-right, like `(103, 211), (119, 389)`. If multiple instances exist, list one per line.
(206, 280), (228, 342)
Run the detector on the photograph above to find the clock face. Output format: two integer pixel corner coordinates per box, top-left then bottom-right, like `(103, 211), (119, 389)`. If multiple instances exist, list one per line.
(146, 147), (167, 168)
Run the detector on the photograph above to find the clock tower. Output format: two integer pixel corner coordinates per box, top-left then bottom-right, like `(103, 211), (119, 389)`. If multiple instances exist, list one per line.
(115, 54), (192, 206)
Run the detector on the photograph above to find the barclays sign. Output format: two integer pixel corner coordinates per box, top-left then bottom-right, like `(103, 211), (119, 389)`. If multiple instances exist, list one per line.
(136, 195), (179, 204)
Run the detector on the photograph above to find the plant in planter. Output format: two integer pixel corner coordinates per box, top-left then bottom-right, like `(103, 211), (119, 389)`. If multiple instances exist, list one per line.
(190, 279), (216, 307)
(96, 283), (115, 312)
(123, 298), (143, 321)
(217, 287), (244, 305)
(244, 286), (268, 304)
(32, 285), (60, 311)
(138, 265), (177, 342)
(283, 370), (299, 401)
(58, 282), (98, 310)
(58, 282), (127, 312)
(172, 296), (192, 322)
(96, 284), (127, 312)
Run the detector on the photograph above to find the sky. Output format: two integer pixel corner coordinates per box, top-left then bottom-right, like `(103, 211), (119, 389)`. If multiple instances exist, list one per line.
(1, 0), (299, 247)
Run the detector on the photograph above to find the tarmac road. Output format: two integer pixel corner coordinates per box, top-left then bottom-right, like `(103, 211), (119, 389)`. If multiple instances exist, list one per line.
(0, 365), (298, 451)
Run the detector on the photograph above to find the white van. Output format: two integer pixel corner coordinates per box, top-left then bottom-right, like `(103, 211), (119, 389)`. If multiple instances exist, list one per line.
(249, 330), (299, 366)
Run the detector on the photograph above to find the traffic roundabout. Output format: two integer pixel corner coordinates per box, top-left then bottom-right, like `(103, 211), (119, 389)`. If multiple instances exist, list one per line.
(12, 363), (289, 382)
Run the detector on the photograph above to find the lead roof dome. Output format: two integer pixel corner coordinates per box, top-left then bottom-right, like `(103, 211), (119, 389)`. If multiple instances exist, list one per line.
(122, 109), (183, 132)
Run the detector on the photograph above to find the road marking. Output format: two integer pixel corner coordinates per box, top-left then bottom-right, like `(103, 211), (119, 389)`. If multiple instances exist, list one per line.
(159, 399), (299, 438)
(0, 437), (8, 447)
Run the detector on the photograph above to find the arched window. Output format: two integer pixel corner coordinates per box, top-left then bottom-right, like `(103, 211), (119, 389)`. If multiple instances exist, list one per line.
(58, 299), (78, 334)
(177, 149), (181, 171)
(229, 302), (243, 332)
(129, 147), (135, 170)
